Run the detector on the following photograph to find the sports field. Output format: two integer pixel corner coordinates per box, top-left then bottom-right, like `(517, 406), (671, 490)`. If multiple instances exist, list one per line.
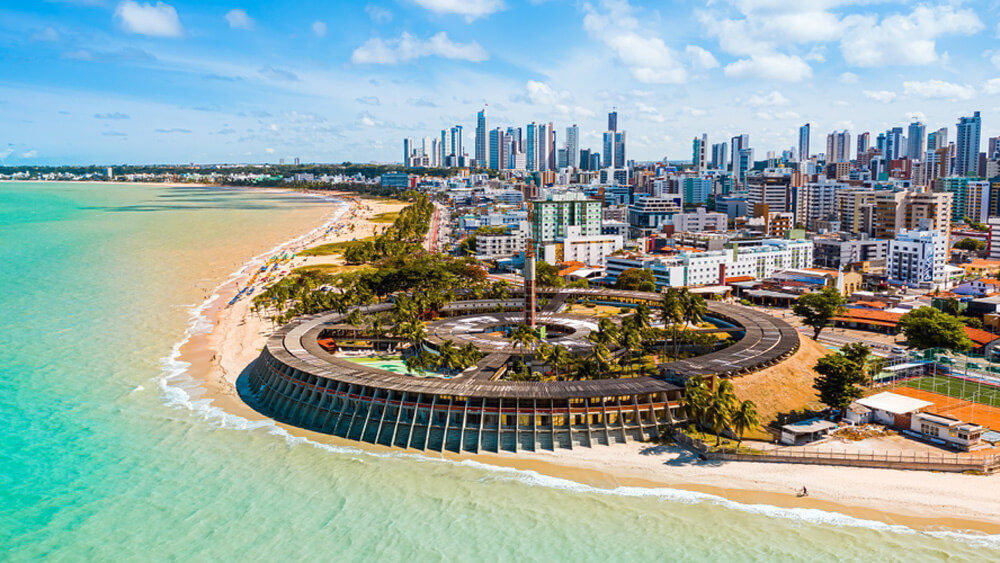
(895, 376), (1000, 430)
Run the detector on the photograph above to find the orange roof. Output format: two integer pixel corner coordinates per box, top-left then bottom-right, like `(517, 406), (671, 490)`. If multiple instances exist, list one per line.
(965, 327), (1000, 346)
(978, 278), (1000, 286)
(558, 264), (583, 276)
(852, 300), (888, 309)
(725, 275), (755, 283)
(834, 318), (898, 328)
(836, 309), (904, 323)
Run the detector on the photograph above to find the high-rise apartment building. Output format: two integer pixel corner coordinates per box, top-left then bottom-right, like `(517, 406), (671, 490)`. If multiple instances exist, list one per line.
(608, 110), (617, 133)
(692, 134), (707, 172)
(747, 171), (791, 213)
(885, 127), (903, 160)
(736, 147), (754, 188)
(526, 122), (537, 171)
(565, 125), (579, 168)
(836, 189), (876, 235)
(907, 121), (926, 161)
(475, 108), (488, 168)
(730, 134), (749, 174)
(711, 142), (727, 171)
(826, 130), (851, 162)
(798, 123), (810, 162)
(488, 128), (505, 170)
(857, 132), (870, 160)
(927, 127), (948, 151)
(956, 111), (982, 177)
(403, 137), (413, 167)
(531, 193), (603, 243)
(988, 136), (1000, 160)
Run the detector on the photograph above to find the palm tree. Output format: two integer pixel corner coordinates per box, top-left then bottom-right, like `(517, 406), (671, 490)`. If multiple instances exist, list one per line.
(730, 400), (759, 447)
(622, 326), (643, 376)
(660, 289), (684, 361)
(682, 377), (710, 429)
(438, 339), (461, 373)
(548, 344), (573, 380)
(708, 380), (738, 446)
(344, 308), (364, 334)
(633, 304), (653, 333)
(508, 323), (538, 363)
(588, 342), (613, 378)
(680, 290), (708, 329)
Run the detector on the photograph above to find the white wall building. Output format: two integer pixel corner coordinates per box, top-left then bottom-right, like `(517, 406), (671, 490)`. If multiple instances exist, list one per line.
(672, 208), (728, 232)
(887, 229), (948, 288)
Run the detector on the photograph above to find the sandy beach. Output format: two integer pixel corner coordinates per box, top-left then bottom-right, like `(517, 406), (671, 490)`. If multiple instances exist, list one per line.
(177, 188), (1000, 536)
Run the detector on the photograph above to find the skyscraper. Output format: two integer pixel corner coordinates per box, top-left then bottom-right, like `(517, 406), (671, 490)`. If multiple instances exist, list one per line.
(826, 130), (851, 162)
(927, 127), (948, 151)
(857, 132), (870, 159)
(440, 129), (447, 166)
(711, 142), (727, 171)
(450, 125), (464, 166)
(488, 128), (505, 170)
(526, 122), (537, 171)
(403, 137), (413, 167)
(798, 124), (810, 161)
(614, 131), (626, 169)
(736, 148), (754, 188)
(987, 136), (1000, 160)
(566, 125), (579, 168)
(956, 111), (982, 177)
(538, 123), (550, 171)
(475, 108), (488, 168)
(692, 134), (707, 172)
(885, 127), (903, 160)
(608, 109), (617, 133)
(907, 121), (926, 161)
(730, 134), (749, 173)
(603, 131), (614, 168)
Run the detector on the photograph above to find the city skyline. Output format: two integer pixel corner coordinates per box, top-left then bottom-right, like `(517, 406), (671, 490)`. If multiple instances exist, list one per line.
(3, 1), (1000, 165)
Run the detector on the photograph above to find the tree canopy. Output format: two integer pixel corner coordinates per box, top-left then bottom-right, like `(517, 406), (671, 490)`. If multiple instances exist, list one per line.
(897, 307), (973, 351)
(954, 237), (985, 252)
(615, 268), (656, 291)
(813, 343), (875, 413)
(792, 287), (846, 340)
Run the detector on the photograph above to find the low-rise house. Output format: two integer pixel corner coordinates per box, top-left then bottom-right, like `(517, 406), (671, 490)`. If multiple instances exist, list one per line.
(854, 392), (931, 428)
(780, 418), (838, 446)
(909, 412), (984, 451)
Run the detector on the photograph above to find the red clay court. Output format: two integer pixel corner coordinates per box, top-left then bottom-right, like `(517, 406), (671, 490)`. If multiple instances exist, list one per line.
(893, 386), (1000, 432)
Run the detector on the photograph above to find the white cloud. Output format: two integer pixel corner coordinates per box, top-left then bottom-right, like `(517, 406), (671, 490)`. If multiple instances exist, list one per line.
(904, 111), (927, 123)
(265, 147), (274, 154)
(411, 0), (503, 22)
(699, 5), (847, 57)
(225, 9), (254, 30)
(351, 32), (488, 64)
(747, 90), (789, 107)
(583, 1), (688, 84)
(723, 54), (811, 82)
(840, 5), (983, 67)
(523, 81), (566, 105)
(903, 80), (976, 101)
(839, 72), (858, 84)
(311, 21), (327, 37)
(114, 1), (183, 37)
(862, 90), (896, 103)
(681, 106), (706, 118)
(365, 5), (392, 24)
(685, 45), (719, 69)
(985, 79), (1000, 95)
(21, 150), (38, 158)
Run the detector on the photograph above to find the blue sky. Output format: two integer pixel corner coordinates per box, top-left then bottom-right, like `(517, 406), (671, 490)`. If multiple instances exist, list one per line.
(2, 0), (1000, 165)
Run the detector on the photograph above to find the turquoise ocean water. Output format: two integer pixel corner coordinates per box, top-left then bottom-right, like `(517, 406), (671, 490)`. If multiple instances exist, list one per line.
(2, 182), (999, 561)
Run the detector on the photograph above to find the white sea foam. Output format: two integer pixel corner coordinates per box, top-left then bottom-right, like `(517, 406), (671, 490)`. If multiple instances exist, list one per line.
(152, 190), (1000, 550)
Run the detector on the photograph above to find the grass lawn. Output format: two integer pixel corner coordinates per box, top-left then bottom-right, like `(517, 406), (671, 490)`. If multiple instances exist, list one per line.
(904, 375), (1000, 408)
(370, 211), (400, 223)
(299, 236), (375, 256)
(292, 264), (370, 276)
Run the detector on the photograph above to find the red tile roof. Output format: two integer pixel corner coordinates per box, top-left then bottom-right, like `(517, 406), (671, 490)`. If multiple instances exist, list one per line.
(965, 327), (1000, 346)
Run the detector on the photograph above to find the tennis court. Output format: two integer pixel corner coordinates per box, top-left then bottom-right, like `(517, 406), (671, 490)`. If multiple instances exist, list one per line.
(894, 379), (1000, 430)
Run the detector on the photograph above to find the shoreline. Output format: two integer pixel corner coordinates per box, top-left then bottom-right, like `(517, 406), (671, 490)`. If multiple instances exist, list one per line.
(166, 187), (1000, 538)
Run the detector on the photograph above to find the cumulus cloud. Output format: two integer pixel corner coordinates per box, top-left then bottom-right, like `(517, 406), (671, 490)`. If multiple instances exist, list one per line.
(365, 5), (392, 24)
(723, 54), (811, 82)
(311, 21), (327, 37)
(985, 79), (1000, 95)
(523, 81), (567, 105)
(840, 5), (983, 67)
(21, 150), (38, 159)
(747, 90), (789, 107)
(583, 1), (688, 84)
(114, 1), (183, 37)
(685, 45), (719, 69)
(411, 0), (503, 22)
(225, 9), (254, 30)
(862, 90), (896, 103)
(351, 32), (488, 64)
(903, 80), (976, 101)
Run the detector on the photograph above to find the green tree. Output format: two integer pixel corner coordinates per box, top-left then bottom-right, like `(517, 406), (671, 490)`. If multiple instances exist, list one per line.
(615, 268), (656, 291)
(508, 323), (539, 362)
(660, 289), (685, 360)
(730, 400), (759, 446)
(840, 342), (882, 382)
(813, 353), (867, 414)
(535, 260), (565, 287)
(682, 377), (711, 428)
(897, 307), (973, 351)
(954, 237), (985, 252)
(792, 287), (847, 340)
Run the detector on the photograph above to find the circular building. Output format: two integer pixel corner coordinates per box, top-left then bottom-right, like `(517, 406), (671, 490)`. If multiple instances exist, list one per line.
(242, 287), (799, 453)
